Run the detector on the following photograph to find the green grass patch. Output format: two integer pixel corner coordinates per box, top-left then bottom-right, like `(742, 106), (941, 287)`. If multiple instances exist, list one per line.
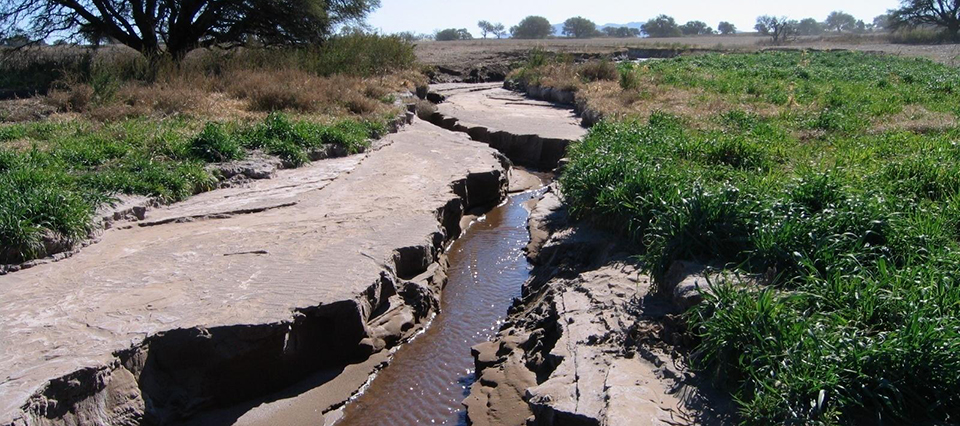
(0, 113), (384, 263)
(560, 52), (960, 425)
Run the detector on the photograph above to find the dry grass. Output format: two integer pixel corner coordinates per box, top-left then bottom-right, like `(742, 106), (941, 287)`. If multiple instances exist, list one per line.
(871, 104), (958, 134)
(524, 62), (786, 128)
(514, 52), (960, 141)
(2, 35), (425, 125)
(45, 84), (94, 113)
(416, 35), (960, 67)
(13, 65), (424, 124)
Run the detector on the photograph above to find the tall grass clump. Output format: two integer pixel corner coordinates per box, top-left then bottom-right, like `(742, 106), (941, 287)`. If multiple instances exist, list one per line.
(560, 51), (960, 425)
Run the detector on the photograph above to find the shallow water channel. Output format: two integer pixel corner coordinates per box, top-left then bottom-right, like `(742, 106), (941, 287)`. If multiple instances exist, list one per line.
(334, 184), (547, 425)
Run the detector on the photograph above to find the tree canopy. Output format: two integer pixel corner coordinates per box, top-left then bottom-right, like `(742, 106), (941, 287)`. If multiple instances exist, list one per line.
(562, 16), (597, 38)
(873, 14), (893, 31)
(641, 15), (681, 38)
(825, 11), (858, 32)
(603, 26), (641, 38)
(511, 16), (552, 39)
(679, 20), (714, 35)
(717, 21), (737, 35)
(478, 20), (506, 39)
(435, 28), (472, 41)
(478, 20), (493, 38)
(890, 0), (960, 38)
(797, 18), (825, 35)
(0, 0), (380, 59)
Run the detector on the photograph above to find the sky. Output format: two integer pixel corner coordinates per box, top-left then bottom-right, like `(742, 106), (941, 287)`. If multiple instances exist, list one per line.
(367, 0), (901, 35)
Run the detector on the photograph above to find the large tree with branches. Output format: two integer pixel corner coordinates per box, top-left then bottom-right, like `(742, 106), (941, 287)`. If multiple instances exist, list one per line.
(890, 0), (960, 39)
(0, 0), (381, 60)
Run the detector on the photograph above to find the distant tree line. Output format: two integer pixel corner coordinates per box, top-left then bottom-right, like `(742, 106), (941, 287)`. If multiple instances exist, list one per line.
(430, 0), (958, 43)
(754, 1), (960, 44)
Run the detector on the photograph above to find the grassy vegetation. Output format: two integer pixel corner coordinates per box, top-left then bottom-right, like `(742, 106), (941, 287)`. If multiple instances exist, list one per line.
(552, 52), (960, 424)
(0, 34), (420, 265)
(0, 33), (418, 96)
(0, 113), (386, 264)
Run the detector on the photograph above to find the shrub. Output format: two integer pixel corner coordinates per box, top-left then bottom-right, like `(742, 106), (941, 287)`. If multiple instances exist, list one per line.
(415, 99), (437, 120)
(45, 84), (94, 112)
(619, 66), (641, 90)
(579, 61), (618, 83)
(310, 33), (416, 77)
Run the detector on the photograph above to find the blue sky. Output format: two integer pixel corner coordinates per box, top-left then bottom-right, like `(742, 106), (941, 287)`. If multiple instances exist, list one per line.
(368, 0), (901, 35)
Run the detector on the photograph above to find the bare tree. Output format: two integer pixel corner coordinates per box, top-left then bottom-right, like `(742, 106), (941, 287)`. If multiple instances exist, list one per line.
(756, 15), (798, 44)
(0, 0), (381, 60)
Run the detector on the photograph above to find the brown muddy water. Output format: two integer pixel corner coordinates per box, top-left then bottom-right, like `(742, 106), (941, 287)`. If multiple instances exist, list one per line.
(334, 185), (547, 426)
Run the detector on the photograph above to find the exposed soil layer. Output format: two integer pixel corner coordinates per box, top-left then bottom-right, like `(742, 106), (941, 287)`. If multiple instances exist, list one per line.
(0, 120), (508, 426)
(464, 189), (734, 425)
(424, 83), (586, 169)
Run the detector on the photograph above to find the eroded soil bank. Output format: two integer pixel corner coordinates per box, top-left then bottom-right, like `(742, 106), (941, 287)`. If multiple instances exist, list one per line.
(332, 180), (546, 426)
(464, 188), (733, 426)
(0, 120), (508, 426)
(423, 83), (586, 170)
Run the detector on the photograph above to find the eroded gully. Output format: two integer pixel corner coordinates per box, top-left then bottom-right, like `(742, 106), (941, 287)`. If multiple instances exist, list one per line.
(333, 183), (548, 426)
(327, 83), (584, 425)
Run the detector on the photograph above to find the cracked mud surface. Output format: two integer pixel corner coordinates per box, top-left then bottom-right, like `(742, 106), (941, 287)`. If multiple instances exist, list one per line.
(0, 120), (507, 425)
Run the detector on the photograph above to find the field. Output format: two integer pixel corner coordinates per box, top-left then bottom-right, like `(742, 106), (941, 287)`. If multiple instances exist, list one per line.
(0, 35), (424, 264)
(416, 35), (960, 69)
(512, 51), (960, 424)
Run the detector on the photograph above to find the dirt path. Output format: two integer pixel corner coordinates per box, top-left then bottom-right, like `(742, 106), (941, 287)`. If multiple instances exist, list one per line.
(0, 120), (507, 425)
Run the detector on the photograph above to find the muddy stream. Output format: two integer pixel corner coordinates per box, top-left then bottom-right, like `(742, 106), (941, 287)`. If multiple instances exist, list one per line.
(333, 182), (547, 425)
